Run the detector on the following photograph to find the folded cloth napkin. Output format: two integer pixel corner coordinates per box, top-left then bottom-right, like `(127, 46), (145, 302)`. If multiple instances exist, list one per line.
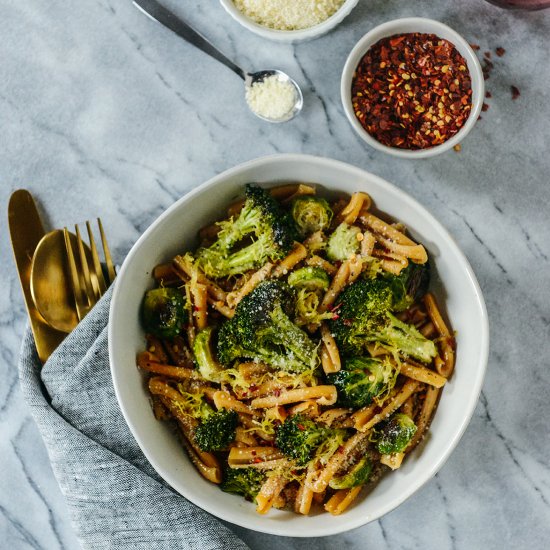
(18, 287), (250, 550)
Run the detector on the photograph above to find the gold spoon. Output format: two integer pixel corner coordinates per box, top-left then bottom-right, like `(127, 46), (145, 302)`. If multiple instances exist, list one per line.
(30, 230), (93, 333)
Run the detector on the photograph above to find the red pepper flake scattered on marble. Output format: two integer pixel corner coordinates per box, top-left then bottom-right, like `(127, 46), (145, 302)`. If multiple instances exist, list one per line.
(511, 85), (520, 100)
(482, 103), (490, 112)
(482, 57), (494, 80)
(351, 32), (472, 150)
(470, 43), (480, 51)
(485, 91), (492, 99)
(484, 51), (492, 59)
(495, 47), (506, 57)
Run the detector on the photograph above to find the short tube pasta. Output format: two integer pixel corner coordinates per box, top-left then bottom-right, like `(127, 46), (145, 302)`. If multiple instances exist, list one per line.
(320, 261), (350, 312)
(272, 243), (307, 278)
(320, 323), (341, 374)
(213, 390), (260, 416)
(424, 293), (455, 378)
(336, 192), (372, 225)
(228, 446), (284, 466)
(399, 361), (447, 388)
(358, 211), (416, 246)
(137, 353), (198, 380)
(256, 474), (290, 515)
(374, 234), (428, 264)
(354, 380), (420, 431)
(227, 263), (273, 308)
(324, 486), (363, 515)
(190, 282), (208, 330)
(408, 385), (441, 452)
(251, 386), (338, 409)
(137, 182), (455, 518)
(288, 400), (320, 417)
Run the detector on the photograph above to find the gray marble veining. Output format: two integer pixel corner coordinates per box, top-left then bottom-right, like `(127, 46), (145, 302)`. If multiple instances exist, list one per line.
(1, 0), (549, 548)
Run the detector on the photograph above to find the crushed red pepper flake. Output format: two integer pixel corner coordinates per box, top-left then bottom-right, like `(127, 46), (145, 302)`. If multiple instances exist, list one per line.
(482, 57), (494, 81)
(351, 32), (472, 150)
(495, 47), (506, 57)
(511, 85), (520, 100)
(482, 103), (490, 112)
(484, 51), (492, 59)
(485, 91), (492, 99)
(470, 43), (480, 51)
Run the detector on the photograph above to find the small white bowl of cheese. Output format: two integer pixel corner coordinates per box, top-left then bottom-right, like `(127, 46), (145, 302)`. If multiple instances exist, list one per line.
(219, 0), (359, 42)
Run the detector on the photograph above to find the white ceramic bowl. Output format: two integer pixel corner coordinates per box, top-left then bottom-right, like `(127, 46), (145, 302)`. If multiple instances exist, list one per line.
(341, 18), (485, 159)
(109, 154), (489, 537)
(219, 0), (359, 42)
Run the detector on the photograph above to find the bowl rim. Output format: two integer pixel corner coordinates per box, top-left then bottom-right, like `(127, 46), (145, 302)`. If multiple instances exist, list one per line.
(340, 17), (485, 159)
(109, 153), (490, 536)
(219, 0), (359, 42)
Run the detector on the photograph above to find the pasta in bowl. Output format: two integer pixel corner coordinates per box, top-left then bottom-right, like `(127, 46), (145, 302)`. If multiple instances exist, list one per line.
(109, 154), (488, 536)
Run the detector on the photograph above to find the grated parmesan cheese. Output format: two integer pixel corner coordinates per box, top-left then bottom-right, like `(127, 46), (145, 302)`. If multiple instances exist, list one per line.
(245, 75), (297, 121)
(233, 0), (345, 31)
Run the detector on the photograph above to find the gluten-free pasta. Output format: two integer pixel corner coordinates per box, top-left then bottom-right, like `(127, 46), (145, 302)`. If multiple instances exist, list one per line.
(137, 183), (455, 516)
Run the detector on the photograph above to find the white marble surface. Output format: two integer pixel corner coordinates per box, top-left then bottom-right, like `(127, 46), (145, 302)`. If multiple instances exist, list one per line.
(2, 0), (550, 548)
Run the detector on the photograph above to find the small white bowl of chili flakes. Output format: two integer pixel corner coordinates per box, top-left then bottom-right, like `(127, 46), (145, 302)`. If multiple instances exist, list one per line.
(341, 18), (484, 159)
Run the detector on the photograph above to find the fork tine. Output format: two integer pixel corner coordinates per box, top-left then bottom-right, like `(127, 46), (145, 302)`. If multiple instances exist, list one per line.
(64, 228), (86, 321)
(86, 221), (107, 296)
(75, 224), (98, 307)
(98, 218), (116, 284)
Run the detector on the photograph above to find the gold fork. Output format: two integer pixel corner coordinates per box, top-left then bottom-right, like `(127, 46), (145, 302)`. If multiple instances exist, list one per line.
(63, 219), (116, 322)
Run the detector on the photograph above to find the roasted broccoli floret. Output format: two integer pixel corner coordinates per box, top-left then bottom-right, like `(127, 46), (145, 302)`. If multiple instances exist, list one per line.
(196, 184), (298, 278)
(327, 356), (398, 409)
(288, 267), (333, 326)
(141, 287), (186, 339)
(326, 223), (361, 261)
(288, 266), (330, 291)
(216, 317), (247, 367)
(220, 467), (266, 502)
(329, 277), (437, 363)
(216, 280), (319, 372)
(194, 407), (238, 452)
(329, 455), (373, 489)
(372, 413), (417, 454)
(172, 386), (238, 452)
(384, 262), (431, 312)
(291, 196), (333, 236)
(275, 414), (347, 466)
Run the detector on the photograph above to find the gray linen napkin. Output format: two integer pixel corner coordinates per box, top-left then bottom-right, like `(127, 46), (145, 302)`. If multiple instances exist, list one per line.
(18, 287), (250, 550)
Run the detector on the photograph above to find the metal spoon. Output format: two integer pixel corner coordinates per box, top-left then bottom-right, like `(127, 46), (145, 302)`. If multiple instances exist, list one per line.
(133, 0), (303, 123)
(30, 230), (94, 333)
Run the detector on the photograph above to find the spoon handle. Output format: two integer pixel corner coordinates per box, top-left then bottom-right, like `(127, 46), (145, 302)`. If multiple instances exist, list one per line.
(133, 0), (246, 80)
